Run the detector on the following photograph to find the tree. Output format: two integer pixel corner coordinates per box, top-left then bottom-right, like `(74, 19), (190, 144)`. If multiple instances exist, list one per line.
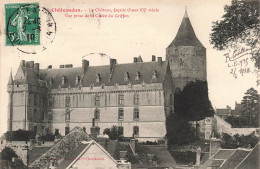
(0, 147), (18, 161)
(103, 125), (123, 140)
(210, 0), (260, 69)
(241, 87), (259, 126)
(174, 80), (214, 122)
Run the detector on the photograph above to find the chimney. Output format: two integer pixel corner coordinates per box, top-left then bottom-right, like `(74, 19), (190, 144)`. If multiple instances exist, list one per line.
(158, 57), (162, 66)
(152, 55), (156, 61)
(196, 147), (201, 165)
(130, 139), (137, 154)
(90, 118), (100, 138)
(20, 60), (25, 67)
(133, 57), (138, 63)
(47, 65), (52, 69)
(65, 64), (73, 68)
(60, 65), (64, 68)
(82, 59), (89, 74)
(26, 61), (34, 68)
(110, 58), (117, 73)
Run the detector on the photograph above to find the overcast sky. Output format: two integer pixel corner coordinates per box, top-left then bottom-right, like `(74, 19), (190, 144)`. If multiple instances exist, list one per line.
(0, 0), (258, 135)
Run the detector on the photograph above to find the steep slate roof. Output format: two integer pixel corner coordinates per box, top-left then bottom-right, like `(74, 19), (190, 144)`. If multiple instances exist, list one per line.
(167, 10), (204, 48)
(237, 143), (260, 169)
(219, 150), (250, 169)
(28, 147), (51, 164)
(57, 142), (90, 169)
(39, 61), (168, 89)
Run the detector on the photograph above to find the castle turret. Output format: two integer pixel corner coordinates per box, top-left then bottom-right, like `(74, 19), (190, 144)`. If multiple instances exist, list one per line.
(7, 71), (14, 131)
(166, 8), (206, 89)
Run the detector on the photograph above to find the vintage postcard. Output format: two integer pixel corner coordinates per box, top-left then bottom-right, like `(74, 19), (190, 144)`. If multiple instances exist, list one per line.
(0, 0), (259, 169)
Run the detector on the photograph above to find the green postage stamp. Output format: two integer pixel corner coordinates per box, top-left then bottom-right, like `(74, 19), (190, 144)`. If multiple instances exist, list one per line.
(5, 3), (40, 46)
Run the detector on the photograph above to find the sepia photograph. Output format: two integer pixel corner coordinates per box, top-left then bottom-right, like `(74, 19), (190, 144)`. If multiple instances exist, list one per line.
(0, 0), (259, 168)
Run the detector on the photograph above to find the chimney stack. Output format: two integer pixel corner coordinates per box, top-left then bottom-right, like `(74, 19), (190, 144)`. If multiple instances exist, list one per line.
(110, 58), (117, 73)
(152, 55), (156, 61)
(90, 118), (100, 138)
(158, 57), (162, 66)
(20, 60), (25, 67)
(60, 65), (64, 68)
(26, 61), (34, 68)
(82, 59), (89, 74)
(47, 65), (52, 69)
(133, 57), (138, 63)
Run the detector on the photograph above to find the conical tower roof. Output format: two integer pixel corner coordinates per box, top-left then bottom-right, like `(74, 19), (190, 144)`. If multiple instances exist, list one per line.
(168, 9), (204, 48)
(8, 70), (13, 85)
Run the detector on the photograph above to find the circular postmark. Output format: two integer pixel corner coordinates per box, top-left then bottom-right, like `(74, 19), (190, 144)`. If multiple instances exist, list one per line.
(6, 4), (56, 54)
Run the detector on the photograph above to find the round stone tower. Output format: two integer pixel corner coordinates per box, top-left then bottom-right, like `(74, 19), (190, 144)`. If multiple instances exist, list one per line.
(166, 9), (207, 89)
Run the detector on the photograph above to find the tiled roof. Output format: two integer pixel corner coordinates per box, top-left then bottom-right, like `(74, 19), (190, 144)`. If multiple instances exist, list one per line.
(28, 147), (51, 164)
(219, 150), (250, 169)
(57, 142), (90, 169)
(15, 60), (168, 89)
(237, 143), (260, 169)
(167, 12), (204, 48)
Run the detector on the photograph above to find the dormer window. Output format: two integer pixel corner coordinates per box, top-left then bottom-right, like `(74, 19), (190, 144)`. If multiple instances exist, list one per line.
(101, 84), (105, 90)
(62, 76), (66, 84)
(96, 74), (101, 83)
(124, 72), (129, 81)
(135, 71), (140, 80)
(152, 70), (157, 79)
(75, 76), (80, 84)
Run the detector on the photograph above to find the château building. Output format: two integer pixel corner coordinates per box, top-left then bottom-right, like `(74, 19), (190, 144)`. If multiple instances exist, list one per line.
(7, 10), (206, 141)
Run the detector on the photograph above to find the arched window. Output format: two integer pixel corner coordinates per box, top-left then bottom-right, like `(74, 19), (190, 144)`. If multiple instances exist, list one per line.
(133, 126), (139, 136)
(94, 109), (100, 121)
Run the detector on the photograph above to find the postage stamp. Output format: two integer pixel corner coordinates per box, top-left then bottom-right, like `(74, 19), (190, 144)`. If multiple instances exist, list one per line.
(5, 2), (56, 54)
(5, 3), (40, 46)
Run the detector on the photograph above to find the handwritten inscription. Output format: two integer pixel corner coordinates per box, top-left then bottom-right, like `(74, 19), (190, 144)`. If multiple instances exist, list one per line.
(225, 47), (256, 79)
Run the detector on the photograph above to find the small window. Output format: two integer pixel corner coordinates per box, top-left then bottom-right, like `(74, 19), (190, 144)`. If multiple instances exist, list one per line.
(62, 76), (66, 84)
(101, 84), (105, 89)
(134, 108), (139, 120)
(96, 74), (101, 83)
(55, 129), (59, 135)
(90, 84), (94, 91)
(118, 108), (124, 121)
(134, 93), (139, 105)
(152, 70), (157, 79)
(135, 71), (140, 80)
(34, 126), (37, 134)
(133, 126), (139, 136)
(65, 96), (70, 108)
(94, 109), (100, 121)
(95, 95), (100, 106)
(83, 127), (86, 132)
(48, 98), (53, 107)
(124, 72), (129, 81)
(75, 76), (80, 83)
(118, 94), (124, 105)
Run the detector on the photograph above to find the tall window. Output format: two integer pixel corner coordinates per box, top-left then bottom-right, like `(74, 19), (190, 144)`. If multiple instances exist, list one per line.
(133, 126), (139, 136)
(118, 126), (124, 136)
(34, 126), (37, 134)
(65, 127), (70, 135)
(48, 98), (53, 107)
(118, 94), (124, 105)
(95, 94), (100, 106)
(118, 108), (124, 121)
(65, 96), (70, 107)
(65, 109), (70, 121)
(134, 108), (139, 120)
(34, 95), (37, 106)
(134, 93), (139, 105)
(94, 109), (100, 121)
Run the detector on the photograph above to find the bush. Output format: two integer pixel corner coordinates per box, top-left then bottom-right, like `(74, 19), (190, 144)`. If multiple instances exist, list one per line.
(221, 133), (259, 149)
(39, 134), (55, 141)
(103, 125), (123, 140)
(5, 130), (34, 141)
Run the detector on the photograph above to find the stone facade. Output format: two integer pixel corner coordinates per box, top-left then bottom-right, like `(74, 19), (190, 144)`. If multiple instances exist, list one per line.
(7, 10), (206, 142)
